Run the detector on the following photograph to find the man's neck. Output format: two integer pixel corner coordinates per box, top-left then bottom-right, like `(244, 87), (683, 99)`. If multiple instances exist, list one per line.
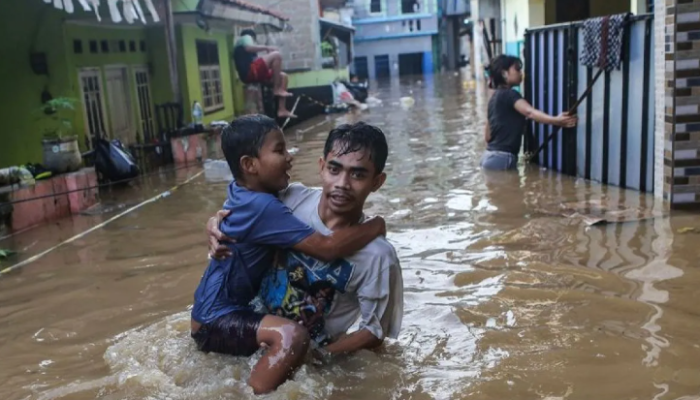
(317, 197), (363, 230)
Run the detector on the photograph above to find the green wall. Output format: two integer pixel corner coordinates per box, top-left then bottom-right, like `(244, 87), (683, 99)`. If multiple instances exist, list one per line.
(178, 25), (235, 124)
(0, 0), (336, 169)
(63, 24), (159, 144)
(146, 27), (176, 106)
(0, 0), (71, 168)
(0, 0), (174, 169)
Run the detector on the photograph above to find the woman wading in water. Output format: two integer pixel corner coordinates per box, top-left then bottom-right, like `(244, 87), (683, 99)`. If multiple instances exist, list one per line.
(481, 55), (578, 171)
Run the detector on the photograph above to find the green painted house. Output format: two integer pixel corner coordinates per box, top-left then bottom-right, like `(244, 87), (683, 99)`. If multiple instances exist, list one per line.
(0, 0), (287, 169)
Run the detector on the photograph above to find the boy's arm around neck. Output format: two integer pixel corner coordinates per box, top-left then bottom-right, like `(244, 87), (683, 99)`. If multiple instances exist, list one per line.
(291, 217), (385, 262)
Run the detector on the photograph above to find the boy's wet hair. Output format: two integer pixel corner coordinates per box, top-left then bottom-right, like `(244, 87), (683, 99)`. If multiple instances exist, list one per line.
(222, 114), (279, 180)
(488, 55), (523, 88)
(323, 122), (388, 174)
(240, 28), (256, 40)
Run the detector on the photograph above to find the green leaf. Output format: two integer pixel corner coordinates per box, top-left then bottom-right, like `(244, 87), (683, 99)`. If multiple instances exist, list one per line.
(0, 249), (16, 259)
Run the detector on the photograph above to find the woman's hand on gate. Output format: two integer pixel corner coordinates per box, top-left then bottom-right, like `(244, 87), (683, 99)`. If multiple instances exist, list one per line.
(555, 112), (578, 128)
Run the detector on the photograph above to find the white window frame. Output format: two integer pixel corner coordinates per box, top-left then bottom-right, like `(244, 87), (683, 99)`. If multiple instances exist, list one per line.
(132, 65), (156, 142)
(77, 67), (108, 149)
(196, 40), (224, 113)
(199, 64), (224, 113)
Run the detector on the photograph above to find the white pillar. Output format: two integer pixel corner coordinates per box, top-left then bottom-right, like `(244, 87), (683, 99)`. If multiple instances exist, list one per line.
(652, 0), (666, 200)
(472, 0), (484, 81)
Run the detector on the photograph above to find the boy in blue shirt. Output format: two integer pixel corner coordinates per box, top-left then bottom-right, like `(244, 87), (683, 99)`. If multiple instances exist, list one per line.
(190, 115), (385, 394)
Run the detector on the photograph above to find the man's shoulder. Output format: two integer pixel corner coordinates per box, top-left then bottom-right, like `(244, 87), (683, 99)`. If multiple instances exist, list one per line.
(355, 236), (399, 265)
(280, 182), (322, 210)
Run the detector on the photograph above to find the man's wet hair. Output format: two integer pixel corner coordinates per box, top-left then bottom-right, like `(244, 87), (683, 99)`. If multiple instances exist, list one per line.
(240, 28), (256, 40)
(488, 55), (523, 88)
(323, 122), (388, 174)
(221, 114), (279, 180)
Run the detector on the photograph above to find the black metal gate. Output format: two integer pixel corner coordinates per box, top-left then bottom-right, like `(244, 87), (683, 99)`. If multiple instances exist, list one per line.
(523, 14), (655, 192)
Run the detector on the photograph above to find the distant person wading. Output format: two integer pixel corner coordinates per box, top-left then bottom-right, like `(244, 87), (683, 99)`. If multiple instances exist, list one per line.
(480, 55), (578, 171)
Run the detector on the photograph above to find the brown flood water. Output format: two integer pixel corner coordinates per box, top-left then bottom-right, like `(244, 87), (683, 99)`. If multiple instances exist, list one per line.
(2, 74), (700, 400)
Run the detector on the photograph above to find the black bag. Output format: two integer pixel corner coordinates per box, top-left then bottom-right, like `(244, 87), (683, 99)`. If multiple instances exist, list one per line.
(94, 139), (140, 181)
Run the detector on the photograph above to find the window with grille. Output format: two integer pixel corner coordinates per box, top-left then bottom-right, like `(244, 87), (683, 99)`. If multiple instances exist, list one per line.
(401, 0), (419, 14)
(78, 69), (107, 148)
(196, 40), (223, 113)
(134, 68), (155, 142)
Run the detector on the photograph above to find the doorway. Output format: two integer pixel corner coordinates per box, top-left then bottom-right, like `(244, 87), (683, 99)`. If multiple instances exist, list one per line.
(398, 53), (424, 76)
(354, 56), (369, 79)
(375, 55), (391, 78)
(105, 66), (134, 144)
(556, 0), (589, 23)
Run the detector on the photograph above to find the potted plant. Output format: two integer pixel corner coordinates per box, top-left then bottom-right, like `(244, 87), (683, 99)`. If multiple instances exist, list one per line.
(38, 97), (83, 174)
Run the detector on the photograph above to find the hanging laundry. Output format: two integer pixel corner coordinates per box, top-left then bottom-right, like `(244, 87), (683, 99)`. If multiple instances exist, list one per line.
(107, 0), (123, 23)
(132, 0), (146, 23)
(88, 0), (102, 21)
(122, 0), (137, 23)
(580, 13), (630, 71)
(62, 0), (75, 14)
(142, 0), (160, 23)
(76, 0), (92, 12)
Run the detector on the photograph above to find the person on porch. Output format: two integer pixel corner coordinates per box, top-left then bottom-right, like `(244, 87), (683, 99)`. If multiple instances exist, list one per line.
(233, 28), (296, 119)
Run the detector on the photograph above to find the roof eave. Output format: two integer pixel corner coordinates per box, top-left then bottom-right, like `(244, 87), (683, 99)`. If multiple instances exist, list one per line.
(197, 0), (288, 31)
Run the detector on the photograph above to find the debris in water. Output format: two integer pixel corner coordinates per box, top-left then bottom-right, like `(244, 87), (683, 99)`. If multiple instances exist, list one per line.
(366, 96), (383, 107)
(400, 97), (415, 109)
(677, 227), (700, 234)
(537, 199), (664, 226)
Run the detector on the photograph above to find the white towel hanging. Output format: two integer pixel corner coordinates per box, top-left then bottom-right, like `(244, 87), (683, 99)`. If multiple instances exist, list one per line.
(123, 0), (136, 24)
(132, 0), (146, 24)
(142, 0), (160, 23)
(107, 0), (122, 23)
(62, 0), (75, 14)
(89, 0), (102, 22)
(76, 0), (92, 12)
(53, 0), (64, 10)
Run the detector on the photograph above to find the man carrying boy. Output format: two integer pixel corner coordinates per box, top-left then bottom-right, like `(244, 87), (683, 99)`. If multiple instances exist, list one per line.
(233, 29), (296, 119)
(207, 122), (404, 360)
(191, 115), (386, 394)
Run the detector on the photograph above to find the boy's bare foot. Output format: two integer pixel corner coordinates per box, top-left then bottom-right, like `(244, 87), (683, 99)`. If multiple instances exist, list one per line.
(278, 111), (297, 119)
(274, 91), (293, 98)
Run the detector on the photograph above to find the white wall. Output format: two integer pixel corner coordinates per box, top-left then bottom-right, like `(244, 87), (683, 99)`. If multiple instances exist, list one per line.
(500, 0), (546, 47)
(502, 0), (528, 45)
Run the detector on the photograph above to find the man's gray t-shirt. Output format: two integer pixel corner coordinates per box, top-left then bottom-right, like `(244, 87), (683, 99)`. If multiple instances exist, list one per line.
(273, 183), (404, 340)
(487, 88), (526, 155)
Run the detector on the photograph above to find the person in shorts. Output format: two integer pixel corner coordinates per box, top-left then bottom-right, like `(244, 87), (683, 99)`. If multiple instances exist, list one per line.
(233, 29), (296, 119)
(190, 115), (386, 394)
